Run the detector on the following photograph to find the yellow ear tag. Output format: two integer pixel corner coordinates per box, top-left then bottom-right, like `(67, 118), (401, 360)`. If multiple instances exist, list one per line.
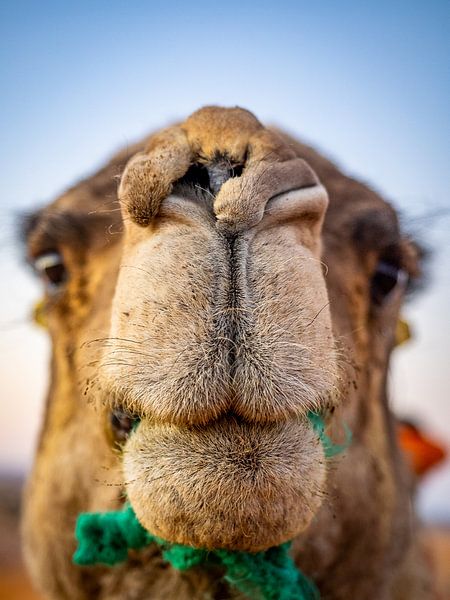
(395, 317), (412, 347)
(33, 299), (48, 328)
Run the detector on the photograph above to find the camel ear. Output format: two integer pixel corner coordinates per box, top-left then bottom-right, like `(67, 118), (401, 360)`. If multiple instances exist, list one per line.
(119, 126), (192, 227)
(399, 238), (422, 279)
(399, 237), (427, 296)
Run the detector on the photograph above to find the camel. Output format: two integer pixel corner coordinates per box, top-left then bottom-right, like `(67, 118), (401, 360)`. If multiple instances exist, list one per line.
(21, 106), (434, 599)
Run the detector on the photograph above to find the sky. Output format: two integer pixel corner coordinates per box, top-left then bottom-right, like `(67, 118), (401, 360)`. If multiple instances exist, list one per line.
(0, 1), (449, 521)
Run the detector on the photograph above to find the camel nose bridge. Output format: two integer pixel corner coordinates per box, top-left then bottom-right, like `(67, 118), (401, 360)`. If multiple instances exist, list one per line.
(118, 125), (325, 235)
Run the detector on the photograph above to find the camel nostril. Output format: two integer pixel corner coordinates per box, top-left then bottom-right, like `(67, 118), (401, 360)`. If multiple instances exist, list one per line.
(175, 160), (244, 197)
(176, 163), (211, 192)
(229, 163), (243, 178)
(206, 161), (244, 194)
(110, 409), (140, 444)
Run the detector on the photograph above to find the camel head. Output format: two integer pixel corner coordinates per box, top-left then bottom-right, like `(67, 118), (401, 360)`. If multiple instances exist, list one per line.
(96, 106), (335, 551)
(22, 106), (423, 597)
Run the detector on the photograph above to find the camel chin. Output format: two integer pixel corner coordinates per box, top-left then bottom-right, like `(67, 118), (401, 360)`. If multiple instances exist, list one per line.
(124, 415), (326, 551)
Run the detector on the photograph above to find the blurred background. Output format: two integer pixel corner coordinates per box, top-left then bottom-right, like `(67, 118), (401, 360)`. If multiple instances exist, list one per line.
(1, 1), (449, 597)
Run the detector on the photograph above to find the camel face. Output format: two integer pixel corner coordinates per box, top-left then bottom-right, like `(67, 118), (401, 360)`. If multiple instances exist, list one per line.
(98, 108), (336, 550)
(22, 107), (426, 599)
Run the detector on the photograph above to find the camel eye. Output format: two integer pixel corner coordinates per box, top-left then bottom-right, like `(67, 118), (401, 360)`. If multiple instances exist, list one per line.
(371, 260), (407, 305)
(110, 409), (139, 444)
(33, 251), (67, 293)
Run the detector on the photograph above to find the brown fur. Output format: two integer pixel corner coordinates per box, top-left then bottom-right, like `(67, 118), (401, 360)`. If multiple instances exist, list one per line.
(22, 107), (434, 599)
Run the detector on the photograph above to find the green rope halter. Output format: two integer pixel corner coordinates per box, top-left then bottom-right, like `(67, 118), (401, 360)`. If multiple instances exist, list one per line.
(73, 413), (351, 599)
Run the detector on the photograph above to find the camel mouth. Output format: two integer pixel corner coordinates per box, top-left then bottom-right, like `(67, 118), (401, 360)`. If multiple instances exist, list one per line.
(123, 414), (326, 552)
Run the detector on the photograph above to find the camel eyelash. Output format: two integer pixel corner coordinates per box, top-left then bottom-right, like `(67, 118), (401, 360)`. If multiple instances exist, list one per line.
(370, 259), (408, 305)
(33, 251), (67, 293)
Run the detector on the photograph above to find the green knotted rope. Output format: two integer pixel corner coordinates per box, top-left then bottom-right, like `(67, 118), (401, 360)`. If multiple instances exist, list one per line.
(74, 504), (318, 599)
(308, 412), (352, 458)
(73, 413), (350, 599)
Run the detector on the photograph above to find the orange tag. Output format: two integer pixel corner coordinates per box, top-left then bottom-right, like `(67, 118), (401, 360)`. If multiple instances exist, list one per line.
(398, 423), (446, 476)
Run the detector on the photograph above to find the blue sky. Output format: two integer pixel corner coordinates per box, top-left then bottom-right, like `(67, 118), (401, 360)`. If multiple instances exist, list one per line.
(0, 1), (449, 519)
(1, 1), (449, 206)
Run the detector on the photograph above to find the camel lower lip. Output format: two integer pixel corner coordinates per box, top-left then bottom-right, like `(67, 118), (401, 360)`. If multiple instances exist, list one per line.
(123, 416), (326, 552)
